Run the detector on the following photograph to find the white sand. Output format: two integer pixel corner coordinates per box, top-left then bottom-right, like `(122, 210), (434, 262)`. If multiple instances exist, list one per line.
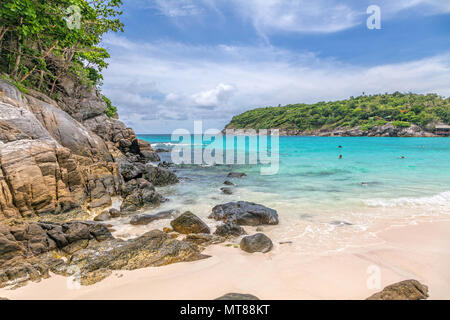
(1, 220), (449, 300)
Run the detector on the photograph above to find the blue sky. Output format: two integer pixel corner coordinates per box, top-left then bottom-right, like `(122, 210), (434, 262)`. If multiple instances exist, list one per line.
(101, 0), (450, 133)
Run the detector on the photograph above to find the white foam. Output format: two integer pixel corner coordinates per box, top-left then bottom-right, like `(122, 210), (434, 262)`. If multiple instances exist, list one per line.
(365, 190), (450, 208)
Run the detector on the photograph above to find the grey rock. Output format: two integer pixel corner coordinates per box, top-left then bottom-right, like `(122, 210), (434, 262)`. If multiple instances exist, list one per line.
(210, 201), (279, 226)
(223, 180), (235, 186)
(94, 211), (110, 222)
(130, 210), (177, 226)
(240, 233), (273, 253)
(227, 172), (247, 178)
(144, 165), (179, 187)
(214, 222), (246, 238)
(220, 187), (233, 195)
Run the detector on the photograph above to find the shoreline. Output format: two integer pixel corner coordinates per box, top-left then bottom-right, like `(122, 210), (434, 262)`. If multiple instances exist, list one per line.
(2, 219), (449, 300)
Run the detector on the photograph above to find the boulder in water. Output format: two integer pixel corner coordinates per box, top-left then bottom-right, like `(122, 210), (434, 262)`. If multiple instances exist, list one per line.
(210, 201), (278, 226)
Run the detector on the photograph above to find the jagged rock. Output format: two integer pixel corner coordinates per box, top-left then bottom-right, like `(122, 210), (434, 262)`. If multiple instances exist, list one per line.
(214, 222), (246, 238)
(366, 280), (429, 300)
(137, 139), (160, 162)
(170, 212), (210, 234)
(130, 210), (176, 226)
(0, 81), (124, 219)
(120, 178), (165, 212)
(227, 172), (247, 178)
(210, 201), (279, 226)
(215, 293), (260, 300)
(55, 230), (208, 285)
(62, 239), (90, 255)
(117, 159), (144, 181)
(63, 222), (91, 243)
(0, 256), (50, 289)
(144, 165), (179, 186)
(240, 233), (273, 253)
(220, 187), (233, 195)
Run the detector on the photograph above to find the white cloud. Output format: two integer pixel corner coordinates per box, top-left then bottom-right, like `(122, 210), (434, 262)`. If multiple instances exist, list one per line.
(230, 0), (361, 34)
(191, 84), (236, 108)
(144, 0), (450, 37)
(101, 35), (450, 133)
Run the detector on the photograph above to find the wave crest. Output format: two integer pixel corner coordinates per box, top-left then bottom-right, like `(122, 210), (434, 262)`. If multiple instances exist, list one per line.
(365, 191), (450, 207)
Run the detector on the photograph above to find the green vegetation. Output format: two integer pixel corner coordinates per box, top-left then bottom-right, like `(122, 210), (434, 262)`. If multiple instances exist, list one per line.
(226, 93), (450, 131)
(0, 0), (123, 116)
(102, 94), (117, 118)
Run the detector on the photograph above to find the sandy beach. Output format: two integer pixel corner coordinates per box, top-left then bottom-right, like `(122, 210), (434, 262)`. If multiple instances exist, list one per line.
(1, 219), (449, 300)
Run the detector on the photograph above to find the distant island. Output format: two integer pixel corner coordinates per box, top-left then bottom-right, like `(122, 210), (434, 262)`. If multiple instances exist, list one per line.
(225, 93), (450, 137)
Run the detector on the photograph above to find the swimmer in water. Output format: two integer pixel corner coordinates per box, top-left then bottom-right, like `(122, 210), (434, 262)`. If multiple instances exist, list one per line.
(339, 155), (343, 159)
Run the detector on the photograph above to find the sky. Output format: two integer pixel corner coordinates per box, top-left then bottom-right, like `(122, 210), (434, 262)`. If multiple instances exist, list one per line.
(100, 0), (450, 133)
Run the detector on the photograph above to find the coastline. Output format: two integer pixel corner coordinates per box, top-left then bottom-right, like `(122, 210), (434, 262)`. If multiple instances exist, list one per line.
(2, 219), (449, 300)
(223, 123), (439, 137)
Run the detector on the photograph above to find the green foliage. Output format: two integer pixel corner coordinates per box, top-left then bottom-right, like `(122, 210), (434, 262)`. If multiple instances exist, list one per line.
(0, 0), (123, 94)
(227, 93), (450, 131)
(102, 95), (117, 118)
(392, 121), (411, 128)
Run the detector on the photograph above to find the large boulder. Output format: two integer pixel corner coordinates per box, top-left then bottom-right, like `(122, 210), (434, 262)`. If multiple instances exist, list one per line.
(366, 280), (429, 300)
(144, 165), (179, 187)
(170, 212), (210, 234)
(130, 210), (176, 226)
(239, 233), (273, 253)
(120, 178), (165, 212)
(209, 201), (279, 226)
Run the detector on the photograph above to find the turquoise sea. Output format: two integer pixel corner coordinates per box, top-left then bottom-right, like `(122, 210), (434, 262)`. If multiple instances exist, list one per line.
(133, 135), (450, 251)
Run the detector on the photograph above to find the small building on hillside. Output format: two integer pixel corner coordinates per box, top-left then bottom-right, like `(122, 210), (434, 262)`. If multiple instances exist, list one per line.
(435, 124), (450, 136)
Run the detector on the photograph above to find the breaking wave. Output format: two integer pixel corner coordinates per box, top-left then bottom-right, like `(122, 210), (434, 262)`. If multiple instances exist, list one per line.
(365, 191), (450, 208)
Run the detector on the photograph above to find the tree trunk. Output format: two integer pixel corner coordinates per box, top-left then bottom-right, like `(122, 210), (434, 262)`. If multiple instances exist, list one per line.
(38, 70), (44, 90)
(0, 26), (8, 42)
(19, 40), (58, 83)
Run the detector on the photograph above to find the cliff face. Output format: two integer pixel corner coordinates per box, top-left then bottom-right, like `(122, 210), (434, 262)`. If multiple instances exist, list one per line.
(0, 79), (159, 222)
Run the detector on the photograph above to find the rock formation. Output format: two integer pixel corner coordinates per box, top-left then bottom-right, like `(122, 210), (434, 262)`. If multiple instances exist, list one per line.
(0, 78), (189, 288)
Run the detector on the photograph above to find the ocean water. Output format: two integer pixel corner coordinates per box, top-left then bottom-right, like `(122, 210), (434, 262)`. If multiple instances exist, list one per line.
(128, 135), (450, 252)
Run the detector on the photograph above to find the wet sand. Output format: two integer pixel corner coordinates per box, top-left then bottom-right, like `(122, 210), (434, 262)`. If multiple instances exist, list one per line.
(1, 220), (449, 300)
